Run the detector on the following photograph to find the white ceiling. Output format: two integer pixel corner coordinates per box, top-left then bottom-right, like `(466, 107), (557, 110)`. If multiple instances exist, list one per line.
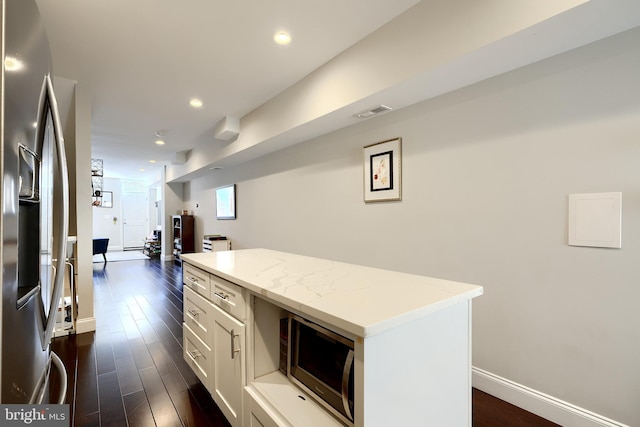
(34, 0), (640, 184)
(35, 0), (420, 181)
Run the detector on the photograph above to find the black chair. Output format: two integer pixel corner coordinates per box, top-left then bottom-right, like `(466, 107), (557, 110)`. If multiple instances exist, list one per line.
(93, 238), (109, 262)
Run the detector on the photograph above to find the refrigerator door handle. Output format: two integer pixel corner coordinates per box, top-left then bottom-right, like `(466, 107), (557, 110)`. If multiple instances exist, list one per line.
(29, 351), (68, 405)
(50, 351), (68, 404)
(40, 74), (70, 350)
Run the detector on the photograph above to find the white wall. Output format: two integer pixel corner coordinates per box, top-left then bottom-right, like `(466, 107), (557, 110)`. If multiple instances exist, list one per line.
(92, 177), (123, 250)
(185, 28), (640, 426)
(54, 76), (95, 334)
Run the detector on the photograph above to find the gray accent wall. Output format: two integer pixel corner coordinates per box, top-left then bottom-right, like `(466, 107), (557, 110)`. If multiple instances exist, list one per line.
(185, 27), (640, 426)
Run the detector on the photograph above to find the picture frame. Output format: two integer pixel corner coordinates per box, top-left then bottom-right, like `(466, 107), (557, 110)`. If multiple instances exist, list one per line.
(101, 191), (113, 208)
(93, 191), (113, 208)
(216, 184), (236, 219)
(363, 137), (402, 202)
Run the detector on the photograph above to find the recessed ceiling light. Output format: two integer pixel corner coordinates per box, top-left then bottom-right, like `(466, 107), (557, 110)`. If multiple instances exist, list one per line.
(154, 130), (166, 145)
(190, 98), (203, 108)
(149, 160), (157, 163)
(273, 31), (291, 46)
(139, 168), (145, 172)
(4, 56), (24, 72)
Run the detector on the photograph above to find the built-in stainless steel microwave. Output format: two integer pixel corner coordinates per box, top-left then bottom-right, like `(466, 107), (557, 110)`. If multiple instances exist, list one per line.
(288, 314), (355, 425)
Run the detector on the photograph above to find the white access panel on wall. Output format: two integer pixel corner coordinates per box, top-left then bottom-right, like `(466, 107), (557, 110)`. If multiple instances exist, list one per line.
(568, 192), (621, 248)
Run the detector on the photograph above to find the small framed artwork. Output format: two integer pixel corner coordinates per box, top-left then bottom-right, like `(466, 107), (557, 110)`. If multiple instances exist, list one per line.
(216, 184), (236, 219)
(100, 191), (113, 208)
(363, 137), (402, 202)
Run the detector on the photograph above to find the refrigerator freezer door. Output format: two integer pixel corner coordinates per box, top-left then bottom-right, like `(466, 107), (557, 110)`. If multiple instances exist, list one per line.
(1, 0), (69, 403)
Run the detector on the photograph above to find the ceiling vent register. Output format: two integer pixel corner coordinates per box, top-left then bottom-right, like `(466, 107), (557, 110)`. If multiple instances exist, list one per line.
(354, 104), (392, 119)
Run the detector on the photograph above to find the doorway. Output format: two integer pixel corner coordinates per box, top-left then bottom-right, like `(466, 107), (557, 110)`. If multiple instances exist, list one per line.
(122, 192), (147, 249)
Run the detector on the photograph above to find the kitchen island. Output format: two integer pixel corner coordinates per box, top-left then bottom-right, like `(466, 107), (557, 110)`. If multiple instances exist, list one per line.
(181, 249), (483, 427)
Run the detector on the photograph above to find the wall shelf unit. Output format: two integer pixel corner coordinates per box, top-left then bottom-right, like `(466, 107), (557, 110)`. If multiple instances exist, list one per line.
(172, 215), (194, 263)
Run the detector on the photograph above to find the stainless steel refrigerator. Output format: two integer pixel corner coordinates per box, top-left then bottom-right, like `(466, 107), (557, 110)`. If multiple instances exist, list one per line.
(1, 0), (69, 403)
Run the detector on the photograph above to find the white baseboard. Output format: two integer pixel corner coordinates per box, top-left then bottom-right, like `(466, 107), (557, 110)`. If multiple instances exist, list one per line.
(472, 367), (628, 427)
(75, 317), (97, 334)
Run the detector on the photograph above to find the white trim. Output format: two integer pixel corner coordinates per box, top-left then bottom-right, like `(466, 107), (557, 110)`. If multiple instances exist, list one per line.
(472, 367), (628, 427)
(75, 317), (97, 334)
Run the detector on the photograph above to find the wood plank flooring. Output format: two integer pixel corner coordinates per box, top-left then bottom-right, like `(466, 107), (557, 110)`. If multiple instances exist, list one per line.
(51, 257), (560, 427)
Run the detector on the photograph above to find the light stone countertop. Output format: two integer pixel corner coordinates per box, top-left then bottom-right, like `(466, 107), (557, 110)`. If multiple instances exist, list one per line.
(181, 248), (483, 338)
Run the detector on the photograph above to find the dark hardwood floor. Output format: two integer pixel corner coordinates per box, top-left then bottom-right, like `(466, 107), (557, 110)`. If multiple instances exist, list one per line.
(51, 256), (559, 427)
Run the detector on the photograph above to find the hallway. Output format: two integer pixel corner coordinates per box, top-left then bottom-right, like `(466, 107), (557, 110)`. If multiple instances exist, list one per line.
(52, 258), (230, 426)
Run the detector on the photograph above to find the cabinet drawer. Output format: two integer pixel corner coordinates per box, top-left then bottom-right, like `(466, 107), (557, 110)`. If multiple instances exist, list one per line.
(183, 323), (212, 390)
(211, 274), (247, 321)
(184, 286), (214, 344)
(183, 263), (211, 298)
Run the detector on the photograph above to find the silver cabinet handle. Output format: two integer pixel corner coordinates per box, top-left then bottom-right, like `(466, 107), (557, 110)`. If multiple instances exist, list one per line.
(188, 350), (201, 360)
(230, 329), (240, 359)
(214, 292), (236, 309)
(213, 291), (229, 300)
(186, 276), (201, 291)
(187, 308), (199, 318)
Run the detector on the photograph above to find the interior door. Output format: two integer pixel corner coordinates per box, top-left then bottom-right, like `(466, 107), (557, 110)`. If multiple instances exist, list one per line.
(122, 193), (147, 249)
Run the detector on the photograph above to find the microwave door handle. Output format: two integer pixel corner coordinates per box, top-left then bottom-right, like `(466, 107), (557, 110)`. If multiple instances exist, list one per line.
(41, 74), (70, 350)
(341, 349), (355, 422)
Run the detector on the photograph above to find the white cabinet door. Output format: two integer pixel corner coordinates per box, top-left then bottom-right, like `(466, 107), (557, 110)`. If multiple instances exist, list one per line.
(213, 305), (245, 427)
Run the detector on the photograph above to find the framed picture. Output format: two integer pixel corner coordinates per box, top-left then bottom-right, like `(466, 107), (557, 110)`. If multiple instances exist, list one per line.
(101, 191), (113, 208)
(93, 191), (113, 208)
(363, 137), (402, 202)
(216, 184), (236, 219)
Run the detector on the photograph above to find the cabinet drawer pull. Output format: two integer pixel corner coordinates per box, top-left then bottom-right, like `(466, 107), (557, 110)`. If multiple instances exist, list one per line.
(213, 291), (229, 300)
(230, 329), (240, 359)
(188, 350), (201, 360)
(187, 308), (199, 318)
(214, 292), (237, 309)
